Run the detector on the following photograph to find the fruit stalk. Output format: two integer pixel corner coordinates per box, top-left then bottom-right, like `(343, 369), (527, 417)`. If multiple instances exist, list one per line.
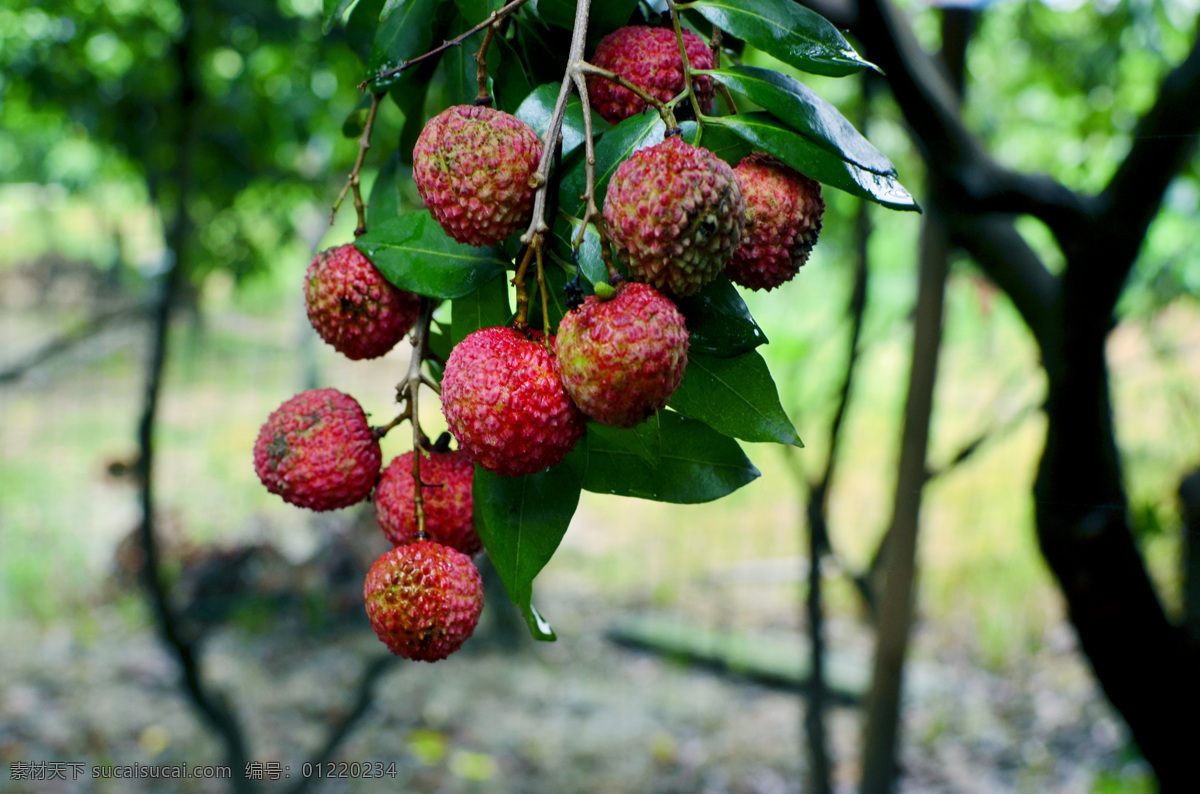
(665, 0), (705, 123)
(521, 0), (592, 245)
(331, 91), (384, 236)
(403, 296), (436, 538)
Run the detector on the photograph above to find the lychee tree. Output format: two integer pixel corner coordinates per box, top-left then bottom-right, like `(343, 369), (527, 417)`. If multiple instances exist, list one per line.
(261, 0), (919, 655)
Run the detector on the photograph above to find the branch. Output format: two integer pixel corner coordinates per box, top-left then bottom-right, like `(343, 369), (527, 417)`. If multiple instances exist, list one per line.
(287, 656), (397, 794)
(845, 0), (1091, 247)
(0, 301), (149, 386)
(358, 0), (532, 90)
(1097, 18), (1200, 282)
(331, 92), (384, 236)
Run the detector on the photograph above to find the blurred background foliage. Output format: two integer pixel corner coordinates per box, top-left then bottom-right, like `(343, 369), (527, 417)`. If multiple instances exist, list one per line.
(1, 0), (1197, 789)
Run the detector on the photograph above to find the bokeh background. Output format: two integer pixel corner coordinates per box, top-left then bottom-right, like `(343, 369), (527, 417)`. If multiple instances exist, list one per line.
(2, 0), (1198, 791)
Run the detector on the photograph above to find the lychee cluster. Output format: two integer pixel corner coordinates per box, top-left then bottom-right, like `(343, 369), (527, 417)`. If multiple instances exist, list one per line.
(588, 26), (715, 124)
(413, 105), (542, 247)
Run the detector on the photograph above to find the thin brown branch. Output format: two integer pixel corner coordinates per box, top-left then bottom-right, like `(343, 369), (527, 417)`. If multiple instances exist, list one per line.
(330, 92), (384, 236)
(575, 62), (678, 128)
(474, 22), (499, 105)
(403, 297), (436, 539)
(512, 243), (536, 328)
(359, 0), (533, 90)
(666, 0), (704, 121)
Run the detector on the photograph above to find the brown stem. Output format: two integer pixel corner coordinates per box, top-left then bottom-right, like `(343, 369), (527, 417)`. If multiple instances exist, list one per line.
(574, 62), (677, 127)
(512, 243), (536, 328)
(474, 22), (498, 105)
(359, 0), (533, 89)
(400, 297), (436, 539)
(330, 92), (384, 236)
(536, 246), (551, 343)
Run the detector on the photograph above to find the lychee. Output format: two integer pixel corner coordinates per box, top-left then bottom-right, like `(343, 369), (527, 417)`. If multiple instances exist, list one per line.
(253, 388), (382, 511)
(557, 282), (689, 427)
(588, 26), (715, 124)
(305, 243), (420, 360)
(364, 540), (484, 662)
(727, 153), (825, 291)
(375, 450), (480, 554)
(604, 136), (745, 297)
(412, 105), (543, 247)
(441, 326), (586, 477)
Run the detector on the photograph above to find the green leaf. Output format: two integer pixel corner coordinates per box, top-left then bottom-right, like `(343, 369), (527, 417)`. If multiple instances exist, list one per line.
(669, 350), (802, 446)
(451, 275), (511, 346)
(516, 83), (611, 161)
(323, 0), (358, 34)
(356, 211), (511, 298)
(347, 0), (386, 64)
(442, 16), (488, 107)
(452, 0), (503, 21)
(674, 277), (767, 356)
(583, 411), (759, 503)
(473, 442), (589, 640)
(391, 78), (431, 166)
(367, 0), (441, 90)
(538, 0), (638, 38)
(552, 215), (610, 287)
(701, 65), (897, 176)
(687, 0), (878, 77)
(680, 121), (753, 167)
(367, 150), (403, 227)
(494, 36), (535, 112)
(561, 112), (665, 216)
(709, 113), (919, 211)
(590, 413), (661, 466)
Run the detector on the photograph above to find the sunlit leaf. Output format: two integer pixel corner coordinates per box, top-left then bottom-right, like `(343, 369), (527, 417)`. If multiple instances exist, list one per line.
(669, 350), (802, 446)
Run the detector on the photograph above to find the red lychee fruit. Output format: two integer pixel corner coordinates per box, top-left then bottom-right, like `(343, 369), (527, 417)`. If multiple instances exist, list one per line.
(364, 540), (484, 662)
(604, 136), (746, 297)
(304, 243), (420, 360)
(588, 26), (715, 124)
(727, 153), (825, 291)
(253, 388), (381, 511)
(412, 105), (543, 247)
(557, 282), (689, 427)
(375, 450), (480, 554)
(441, 327), (586, 477)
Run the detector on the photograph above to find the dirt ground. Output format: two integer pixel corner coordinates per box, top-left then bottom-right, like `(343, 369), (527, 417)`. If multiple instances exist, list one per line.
(0, 571), (1147, 794)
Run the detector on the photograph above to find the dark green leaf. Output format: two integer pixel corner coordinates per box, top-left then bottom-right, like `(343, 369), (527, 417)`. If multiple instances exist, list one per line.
(451, 275), (511, 346)
(687, 0), (878, 77)
(516, 83), (611, 161)
(324, 0), (358, 34)
(347, 0), (386, 64)
(392, 78), (432, 165)
(680, 121), (754, 167)
(494, 36), (535, 112)
(367, 0), (440, 90)
(590, 413), (661, 465)
(669, 350), (802, 446)
(583, 411), (759, 503)
(452, 0), (503, 21)
(442, 17), (488, 107)
(356, 211), (511, 298)
(675, 277), (767, 356)
(473, 442), (589, 640)
(709, 113), (919, 211)
(561, 112), (665, 216)
(538, 0), (639, 39)
(701, 65), (896, 176)
(367, 151), (403, 227)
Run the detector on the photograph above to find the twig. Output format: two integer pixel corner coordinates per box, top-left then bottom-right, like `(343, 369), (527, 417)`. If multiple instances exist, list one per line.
(536, 245), (551, 343)
(359, 0), (533, 90)
(287, 656), (397, 794)
(403, 298), (436, 538)
(521, 0), (593, 245)
(474, 22), (499, 105)
(512, 243), (536, 328)
(567, 67), (622, 283)
(665, 0), (704, 121)
(574, 62), (678, 128)
(330, 92), (384, 236)
(0, 300), (150, 386)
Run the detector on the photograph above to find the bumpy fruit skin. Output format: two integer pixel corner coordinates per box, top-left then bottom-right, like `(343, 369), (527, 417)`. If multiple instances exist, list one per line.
(375, 451), (480, 554)
(441, 327), (586, 477)
(557, 282), (689, 427)
(588, 26), (715, 124)
(364, 541), (483, 662)
(412, 105), (542, 247)
(253, 389), (381, 511)
(727, 154), (825, 291)
(304, 244), (420, 360)
(604, 136), (745, 297)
